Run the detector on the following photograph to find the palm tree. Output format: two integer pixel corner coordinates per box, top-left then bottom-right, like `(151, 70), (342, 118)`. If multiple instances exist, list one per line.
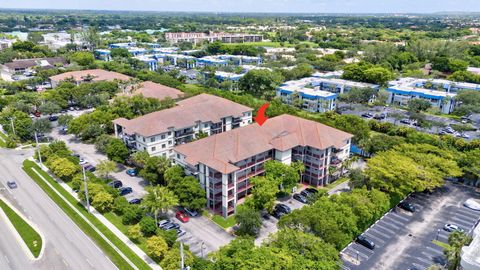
(96, 159), (117, 180)
(444, 231), (472, 270)
(142, 186), (178, 225)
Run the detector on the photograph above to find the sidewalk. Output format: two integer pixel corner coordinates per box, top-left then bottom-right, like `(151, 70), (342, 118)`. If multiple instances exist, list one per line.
(33, 159), (162, 270)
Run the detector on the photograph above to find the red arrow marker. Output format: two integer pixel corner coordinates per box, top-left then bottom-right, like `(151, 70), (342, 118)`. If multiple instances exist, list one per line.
(255, 103), (270, 126)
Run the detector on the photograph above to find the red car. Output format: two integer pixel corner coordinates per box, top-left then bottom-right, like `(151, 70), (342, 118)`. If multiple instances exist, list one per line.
(175, 211), (189, 223)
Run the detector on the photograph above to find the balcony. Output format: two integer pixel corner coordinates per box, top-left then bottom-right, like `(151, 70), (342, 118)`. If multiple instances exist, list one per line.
(237, 157), (271, 170)
(227, 193), (235, 200)
(237, 169), (265, 182)
(237, 183), (253, 193)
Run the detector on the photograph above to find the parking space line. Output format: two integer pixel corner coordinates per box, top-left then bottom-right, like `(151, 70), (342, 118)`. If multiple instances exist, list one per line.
(383, 215), (407, 227)
(426, 246), (444, 256)
(345, 247), (369, 260)
(389, 212), (410, 222)
(412, 262), (429, 269)
(457, 207), (480, 217)
(454, 210), (480, 221)
(413, 258), (431, 268)
(367, 228), (391, 239)
(364, 232), (386, 245)
(377, 220), (400, 231)
(415, 256), (433, 266)
(352, 243), (375, 255)
(452, 212), (478, 223)
(449, 217), (475, 228)
(374, 224), (396, 235)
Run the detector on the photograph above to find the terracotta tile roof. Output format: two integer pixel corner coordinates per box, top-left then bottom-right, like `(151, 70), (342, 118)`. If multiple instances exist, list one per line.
(118, 81), (184, 101)
(175, 114), (353, 174)
(112, 94), (252, 137)
(49, 69), (131, 83)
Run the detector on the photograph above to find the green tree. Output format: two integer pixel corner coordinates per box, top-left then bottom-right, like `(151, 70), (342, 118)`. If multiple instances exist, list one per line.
(47, 157), (78, 181)
(127, 224), (143, 242)
(113, 196), (129, 215)
(91, 191), (114, 213)
(235, 203), (261, 237)
(139, 216), (157, 237)
(238, 70), (284, 99)
(407, 98), (432, 113)
(96, 159), (117, 180)
(38, 101), (61, 115)
(105, 138), (129, 163)
(121, 205), (143, 225)
(444, 231), (472, 270)
(138, 156), (171, 185)
(94, 134), (114, 154)
(71, 52), (95, 66)
(362, 67), (395, 85)
(168, 176), (206, 210)
(264, 160), (300, 192)
(250, 176), (279, 212)
(31, 118), (52, 134)
(146, 236), (168, 261)
(142, 186), (178, 225)
(58, 114), (74, 127)
(110, 48), (130, 58)
(160, 244), (195, 270)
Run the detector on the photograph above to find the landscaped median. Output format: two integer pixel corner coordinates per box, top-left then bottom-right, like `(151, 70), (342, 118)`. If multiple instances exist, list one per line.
(22, 160), (152, 270)
(0, 131), (8, 147)
(0, 198), (43, 258)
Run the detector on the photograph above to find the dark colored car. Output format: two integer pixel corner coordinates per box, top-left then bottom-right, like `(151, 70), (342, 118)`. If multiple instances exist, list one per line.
(373, 113), (386, 120)
(398, 201), (416, 212)
(361, 112), (374, 118)
(34, 111), (41, 117)
(183, 207), (199, 217)
(300, 190), (312, 198)
(400, 119), (412, 125)
(107, 180), (123, 189)
(356, 235), (375, 250)
(7, 181), (17, 189)
(272, 209), (286, 219)
(48, 115), (59, 121)
(275, 204), (292, 214)
(126, 169), (137, 176)
(84, 164), (96, 172)
(161, 222), (180, 230)
(128, 198), (142, 204)
(119, 187), (133, 196)
(305, 188), (318, 194)
(293, 193), (308, 204)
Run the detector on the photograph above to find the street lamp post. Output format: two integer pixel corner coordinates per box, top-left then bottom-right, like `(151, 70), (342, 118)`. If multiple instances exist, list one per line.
(436, 229), (440, 241)
(356, 251), (359, 262)
(201, 241), (205, 258)
(83, 166), (91, 213)
(34, 131), (42, 166)
(9, 117), (15, 136)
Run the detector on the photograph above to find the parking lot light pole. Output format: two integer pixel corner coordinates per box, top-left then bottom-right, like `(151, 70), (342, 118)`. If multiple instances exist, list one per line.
(83, 166), (91, 213)
(436, 229), (440, 241)
(9, 117), (16, 136)
(356, 251), (359, 262)
(201, 241), (205, 258)
(34, 131), (42, 166)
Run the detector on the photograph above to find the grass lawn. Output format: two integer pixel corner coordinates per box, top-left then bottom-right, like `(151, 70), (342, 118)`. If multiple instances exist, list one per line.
(321, 177), (349, 191)
(22, 160), (150, 270)
(432, 239), (450, 249)
(0, 199), (42, 258)
(212, 215), (236, 229)
(0, 131), (7, 147)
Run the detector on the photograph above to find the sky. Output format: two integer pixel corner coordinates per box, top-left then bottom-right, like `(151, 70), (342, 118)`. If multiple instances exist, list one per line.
(1, 0), (480, 13)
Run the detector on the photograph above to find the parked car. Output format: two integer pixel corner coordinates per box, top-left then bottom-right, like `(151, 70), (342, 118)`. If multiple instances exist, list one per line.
(175, 211), (190, 223)
(107, 180), (123, 189)
(305, 188), (319, 194)
(398, 201), (416, 212)
(272, 209), (286, 219)
(361, 112), (374, 118)
(128, 198), (142, 204)
(293, 193), (308, 204)
(443, 224), (464, 233)
(158, 219), (171, 228)
(183, 207), (199, 217)
(119, 187), (133, 196)
(300, 190), (312, 198)
(84, 164), (96, 172)
(373, 113), (386, 120)
(48, 115), (59, 121)
(161, 222), (180, 230)
(126, 168), (137, 176)
(461, 133), (470, 139)
(275, 204), (291, 214)
(356, 235), (375, 250)
(464, 199), (480, 211)
(34, 111), (41, 117)
(79, 158), (88, 165)
(6, 181), (17, 189)
(400, 119), (412, 125)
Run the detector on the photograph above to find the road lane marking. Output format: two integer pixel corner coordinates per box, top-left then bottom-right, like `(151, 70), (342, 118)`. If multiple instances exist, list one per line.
(86, 258), (94, 267)
(4, 255), (9, 264)
(62, 259), (69, 266)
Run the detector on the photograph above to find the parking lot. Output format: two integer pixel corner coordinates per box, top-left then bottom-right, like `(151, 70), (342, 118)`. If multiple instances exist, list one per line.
(341, 183), (480, 270)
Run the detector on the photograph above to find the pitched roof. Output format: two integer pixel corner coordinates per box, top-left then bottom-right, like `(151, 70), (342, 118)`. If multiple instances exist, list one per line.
(174, 114), (353, 174)
(49, 69), (131, 83)
(118, 81), (184, 101)
(112, 94), (252, 137)
(4, 57), (67, 70)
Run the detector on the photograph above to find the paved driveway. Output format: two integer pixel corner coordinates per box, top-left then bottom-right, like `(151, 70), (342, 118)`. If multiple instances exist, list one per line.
(48, 126), (148, 199)
(341, 183), (480, 270)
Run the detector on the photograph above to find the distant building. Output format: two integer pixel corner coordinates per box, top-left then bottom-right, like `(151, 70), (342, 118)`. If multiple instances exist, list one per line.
(277, 76), (379, 113)
(467, 66), (480, 75)
(49, 69), (131, 88)
(41, 32), (83, 50)
(165, 32), (263, 45)
(94, 49), (112, 61)
(174, 114), (352, 217)
(0, 39), (14, 51)
(1, 57), (67, 78)
(386, 78), (480, 114)
(112, 94), (253, 157)
(117, 81), (184, 101)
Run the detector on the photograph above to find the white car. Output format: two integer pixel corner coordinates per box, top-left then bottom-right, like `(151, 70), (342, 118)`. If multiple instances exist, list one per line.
(464, 199), (480, 211)
(79, 159), (88, 165)
(443, 223), (464, 233)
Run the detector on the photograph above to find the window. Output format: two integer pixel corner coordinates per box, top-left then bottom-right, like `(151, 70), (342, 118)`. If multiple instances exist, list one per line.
(162, 153), (167, 157)
(168, 132), (171, 136)
(161, 134), (165, 139)
(151, 147), (156, 151)
(168, 141), (172, 145)
(142, 137), (145, 142)
(150, 137), (155, 142)
(162, 144), (166, 149)
(177, 154), (180, 159)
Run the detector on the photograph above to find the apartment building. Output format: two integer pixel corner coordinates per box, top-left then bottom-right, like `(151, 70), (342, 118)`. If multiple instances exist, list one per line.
(386, 78), (480, 114)
(277, 76), (379, 113)
(165, 32), (263, 45)
(112, 94), (253, 157)
(49, 69), (132, 88)
(174, 114), (352, 217)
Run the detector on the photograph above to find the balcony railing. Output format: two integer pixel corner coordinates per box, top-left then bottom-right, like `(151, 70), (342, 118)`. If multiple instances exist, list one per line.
(237, 183), (253, 193)
(237, 157), (271, 170)
(237, 168), (265, 182)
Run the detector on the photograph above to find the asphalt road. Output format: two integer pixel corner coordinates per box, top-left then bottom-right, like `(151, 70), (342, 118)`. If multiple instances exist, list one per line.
(0, 147), (117, 270)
